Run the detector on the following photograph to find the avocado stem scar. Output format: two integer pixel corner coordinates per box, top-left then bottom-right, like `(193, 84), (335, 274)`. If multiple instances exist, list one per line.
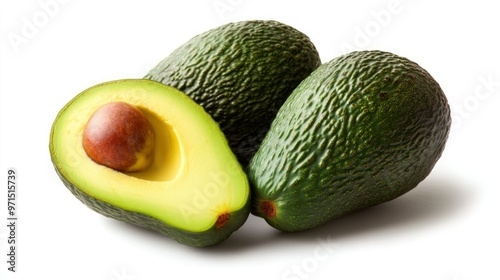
(216, 213), (230, 228)
(260, 201), (276, 218)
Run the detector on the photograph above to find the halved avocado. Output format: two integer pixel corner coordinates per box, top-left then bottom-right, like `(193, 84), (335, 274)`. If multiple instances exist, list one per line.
(49, 79), (250, 247)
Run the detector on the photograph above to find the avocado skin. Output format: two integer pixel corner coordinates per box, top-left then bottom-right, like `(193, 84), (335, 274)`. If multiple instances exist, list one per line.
(145, 20), (321, 166)
(248, 50), (451, 232)
(53, 165), (249, 247)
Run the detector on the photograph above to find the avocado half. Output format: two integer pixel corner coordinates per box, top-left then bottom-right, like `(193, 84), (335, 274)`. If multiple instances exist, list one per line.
(49, 79), (250, 247)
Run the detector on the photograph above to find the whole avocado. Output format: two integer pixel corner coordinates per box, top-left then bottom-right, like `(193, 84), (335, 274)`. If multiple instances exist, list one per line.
(145, 20), (321, 166)
(248, 50), (451, 232)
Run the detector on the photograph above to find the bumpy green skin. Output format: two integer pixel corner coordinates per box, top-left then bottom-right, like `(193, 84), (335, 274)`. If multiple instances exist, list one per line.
(145, 20), (321, 166)
(52, 165), (250, 247)
(248, 50), (451, 232)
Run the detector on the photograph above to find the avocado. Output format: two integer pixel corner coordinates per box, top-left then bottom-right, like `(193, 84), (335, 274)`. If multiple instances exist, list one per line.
(145, 20), (321, 166)
(247, 50), (451, 232)
(50, 79), (250, 247)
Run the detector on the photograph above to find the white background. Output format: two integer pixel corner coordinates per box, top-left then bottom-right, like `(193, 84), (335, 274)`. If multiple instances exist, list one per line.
(1, 0), (499, 279)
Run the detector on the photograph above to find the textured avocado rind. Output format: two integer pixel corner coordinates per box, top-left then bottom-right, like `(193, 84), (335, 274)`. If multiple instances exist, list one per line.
(248, 50), (451, 232)
(145, 20), (321, 166)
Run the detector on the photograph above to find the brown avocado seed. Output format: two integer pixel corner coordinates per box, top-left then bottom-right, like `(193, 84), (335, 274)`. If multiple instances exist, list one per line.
(82, 101), (155, 172)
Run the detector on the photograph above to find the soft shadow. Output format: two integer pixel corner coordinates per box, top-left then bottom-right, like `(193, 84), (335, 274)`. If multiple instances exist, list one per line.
(199, 214), (281, 253)
(203, 174), (475, 253)
(104, 217), (184, 248)
(105, 212), (279, 251)
(101, 174), (475, 253)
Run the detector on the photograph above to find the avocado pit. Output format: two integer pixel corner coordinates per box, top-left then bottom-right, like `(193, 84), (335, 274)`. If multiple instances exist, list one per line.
(82, 101), (155, 172)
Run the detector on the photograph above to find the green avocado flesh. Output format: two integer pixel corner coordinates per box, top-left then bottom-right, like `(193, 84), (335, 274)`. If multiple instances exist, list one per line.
(145, 20), (321, 166)
(248, 50), (451, 232)
(50, 79), (250, 247)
